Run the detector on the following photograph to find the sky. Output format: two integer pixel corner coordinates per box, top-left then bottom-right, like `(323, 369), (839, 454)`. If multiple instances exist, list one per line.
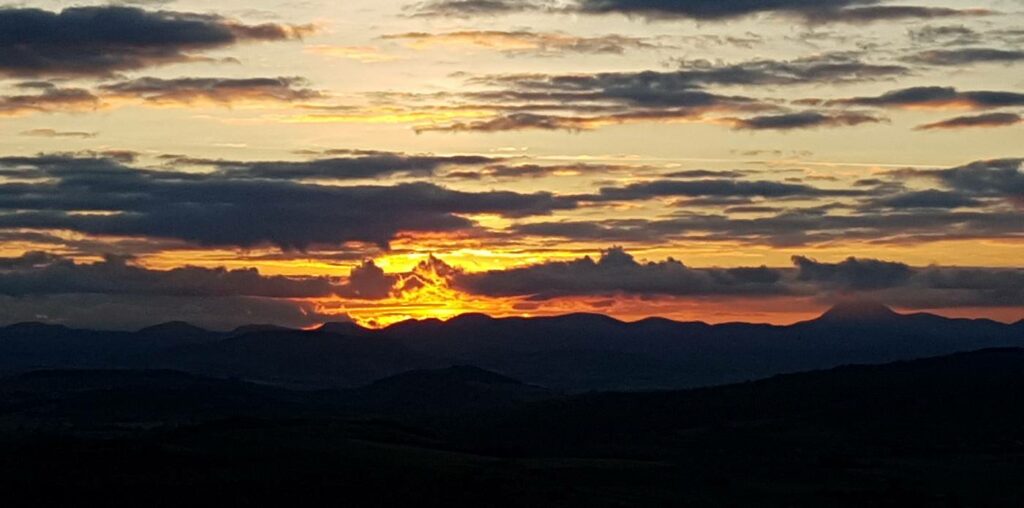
(0, 0), (1022, 329)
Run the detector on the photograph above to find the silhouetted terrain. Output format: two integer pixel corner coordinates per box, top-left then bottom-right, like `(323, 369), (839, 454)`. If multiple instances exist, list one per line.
(0, 349), (1022, 506)
(2, 303), (1021, 390)
(2, 305), (1023, 505)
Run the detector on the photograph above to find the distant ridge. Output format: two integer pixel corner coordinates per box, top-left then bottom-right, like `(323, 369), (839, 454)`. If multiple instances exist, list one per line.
(137, 321), (211, 336)
(370, 365), (524, 388)
(344, 365), (552, 415)
(2, 305), (1022, 391)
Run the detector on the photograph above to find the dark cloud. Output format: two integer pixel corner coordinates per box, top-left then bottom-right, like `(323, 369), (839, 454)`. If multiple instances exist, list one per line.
(665, 169), (752, 179)
(830, 86), (1024, 110)
(728, 111), (885, 130)
(793, 256), (1024, 308)
(0, 154), (578, 250)
(381, 30), (661, 56)
(408, 0), (554, 17)
(454, 247), (1024, 308)
(916, 112), (1022, 130)
(0, 85), (99, 116)
(670, 54), (909, 86)
(0, 6), (311, 77)
(0, 251), (64, 269)
(800, 5), (989, 24)
(932, 159), (1023, 202)
(415, 112), (596, 132)
(575, 0), (870, 20)
(335, 259), (399, 299)
(98, 77), (322, 104)
(445, 162), (627, 179)
(0, 252), (336, 298)
(170, 151), (497, 180)
(412, 54), (908, 132)
(454, 246), (785, 298)
(908, 25), (980, 45)
(905, 48), (1024, 66)
(480, 54), (908, 96)
(0, 293), (329, 330)
(0, 250), (429, 305)
(19, 128), (98, 139)
(414, 0), (988, 24)
(512, 207), (1024, 246)
(870, 190), (980, 209)
(793, 255), (912, 290)
(591, 179), (864, 201)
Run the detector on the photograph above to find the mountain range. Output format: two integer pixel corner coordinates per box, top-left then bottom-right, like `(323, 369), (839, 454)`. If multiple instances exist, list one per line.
(1, 347), (1023, 506)
(1, 302), (1021, 391)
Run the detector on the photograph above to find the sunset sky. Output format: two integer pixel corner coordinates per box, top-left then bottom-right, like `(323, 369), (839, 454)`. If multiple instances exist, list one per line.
(0, 0), (1022, 329)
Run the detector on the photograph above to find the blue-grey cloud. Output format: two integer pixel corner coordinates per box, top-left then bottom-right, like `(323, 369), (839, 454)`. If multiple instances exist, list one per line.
(0, 6), (311, 77)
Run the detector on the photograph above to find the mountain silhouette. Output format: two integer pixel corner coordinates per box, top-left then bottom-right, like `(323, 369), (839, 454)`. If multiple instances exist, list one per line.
(2, 348), (1024, 506)
(340, 365), (553, 416)
(813, 300), (900, 323)
(1, 303), (1021, 391)
(148, 329), (439, 388)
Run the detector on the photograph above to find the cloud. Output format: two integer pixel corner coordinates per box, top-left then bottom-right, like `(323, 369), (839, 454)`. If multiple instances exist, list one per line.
(335, 259), (399, 299)
(478, 54), (908, 95)
(932, 158), (1023, 203)
(454, 246), (786, 298)
(792, 255), (912, 289)
(171, 150), (497, 180)
(412, 0), (989, 24)
(0, 252), (337, 298)
(381, 30), (661, 56)
(727, 111), (885, 130)
(799, 5), (989, 24)
(0, 84), (100, 117)
(0, 250), (446, 304)
(19, 128), (98, 139)
(302, 52), (910, 133)
(405, 54), (908, 132)
(665, 169), (752, 178)
(793, 255), (1024, 308)
(0, 6), (312, 77)
(905, 48), (1024, 66)
(670, 54), (909, 86)
(0, 293), (330, 330)
(916, 112), (1022, 130)
(407, 0), (556, 17)
(98, 77), (322, 105)
(454, 247), (1024, 308)
(869, 190), (980, 209)
(415, 112), (602, 132)
(908, 25), (980, 45)
(0, 154), (578, 250)
(830, 86), (1024, 110)
(591, 179), (865, 201)
(512, 206), (1024, 246)
(0, 76), (325, 117)
(444, 162), (628, 179)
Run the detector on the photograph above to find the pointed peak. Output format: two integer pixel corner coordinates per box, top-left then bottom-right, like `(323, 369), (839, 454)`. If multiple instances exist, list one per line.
(818, 300), (899, 322)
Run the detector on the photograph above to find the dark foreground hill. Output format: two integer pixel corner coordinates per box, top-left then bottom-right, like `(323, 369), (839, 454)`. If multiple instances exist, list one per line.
(1, 303), (1022, 391)
(0, 349), (1023, 506)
